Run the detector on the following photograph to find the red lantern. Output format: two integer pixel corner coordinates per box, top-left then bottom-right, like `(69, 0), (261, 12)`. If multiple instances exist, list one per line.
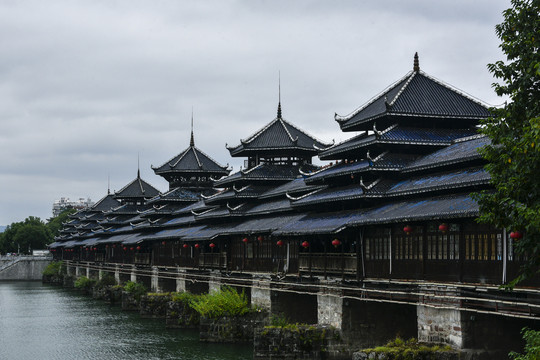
(162, 241), (167, 246)
(276, 240), (284, 247)
(136, 246), (141, 250)
(332, 239), (341, 248)
(510, 231), (523, 240)
(242, 237), (249, 243)
(183, 244), (189, 249)
(257, 235), (263, 242)
(301, 241), (310, 249)
(194, 243), (200, 249)
(105, 245), (109, 248)
(93, 247), (97, 251)
(130, 247), (134, 251)
(113, 244), (116, 248)
(438, 223), (448, 232)
(209, 243), (216, 249)
(403, 225), (412, 235)
(85, 247), (89, 251)
(123, 247), (127, 251)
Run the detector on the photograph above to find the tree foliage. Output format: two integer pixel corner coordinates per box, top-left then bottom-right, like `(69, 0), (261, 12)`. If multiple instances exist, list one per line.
(0, 217), (52, 254)
(47, 208), (76, 238)
(475, 0), (540, 285)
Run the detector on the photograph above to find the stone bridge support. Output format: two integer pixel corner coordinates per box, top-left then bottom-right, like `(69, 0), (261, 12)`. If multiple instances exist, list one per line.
(176, 268), (186, 292)
(317, 286), (343, 329)
(251, 277), (272, 311)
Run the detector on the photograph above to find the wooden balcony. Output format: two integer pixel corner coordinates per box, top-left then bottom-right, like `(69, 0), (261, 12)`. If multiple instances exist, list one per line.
(199, 252), (227, 269)
(299, 253), (357, 275)
(134, 253), (151, 265)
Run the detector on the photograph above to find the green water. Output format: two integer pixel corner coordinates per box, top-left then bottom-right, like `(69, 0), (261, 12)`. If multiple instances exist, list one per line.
(0, 282), (253, 360)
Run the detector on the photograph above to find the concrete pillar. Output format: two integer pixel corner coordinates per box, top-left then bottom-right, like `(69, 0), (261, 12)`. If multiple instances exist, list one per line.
(114, 264), (120, 284)
(86, 266), (90, 278)
(176, 268), (186, 292)
(75, 265), (82, 277)
(417, 285), (463, 348)
(251, 278), (272, 311)
(130, 265), (137, 283)
(317, 288), (343, 329)
(151, 266), (159, 293)
(208, 271), (221, 294)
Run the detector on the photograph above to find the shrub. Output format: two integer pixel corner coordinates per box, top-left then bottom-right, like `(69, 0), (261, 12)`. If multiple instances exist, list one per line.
(74, 276), (96, 290)
(124, 281), (147, 301)
(189, 286), (252, 319)
(510, 328), (540, 360)
(96, 274), (116, 288)
(362, 337), (453, 359)
(42, 261), (63, 276)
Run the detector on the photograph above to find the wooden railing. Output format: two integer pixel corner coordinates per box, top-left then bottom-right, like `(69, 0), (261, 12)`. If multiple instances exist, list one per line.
(199, 253), (227, 269)
(299, 253), (357, 274)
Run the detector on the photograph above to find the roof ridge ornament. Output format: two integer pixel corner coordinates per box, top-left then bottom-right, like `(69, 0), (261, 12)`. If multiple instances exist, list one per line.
(413, 52), (420, 72)
(190, 107), (195, 147)
(277, 71), (282, 119)
(359, 177), (380, 190)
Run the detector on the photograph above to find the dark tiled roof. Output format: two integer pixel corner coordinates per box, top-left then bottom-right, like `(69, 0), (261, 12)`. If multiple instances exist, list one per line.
(152, 145), (229, 175)
(259, 178), (324, 199)
(336, 71), (491, 131)
(91, 194), (121, 212)
(243, 198), (293, 216)
(227, 117), (330, 157)
(214, 164), (302, 187)
(204, 185), (273, 204)
(228, 214), (304, 235)
(403, 135), (489, 173)
(371, 167), (490, 197)
(292, 184), (364, 206)
(319, 126), (478, 159)
(273, 194), (478, 236)
(114, 172), (161, 199)
(146, 187), (201, 204)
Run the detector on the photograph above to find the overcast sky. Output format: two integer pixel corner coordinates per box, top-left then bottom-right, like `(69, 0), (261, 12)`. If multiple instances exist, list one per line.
(0, 0), (510, 225)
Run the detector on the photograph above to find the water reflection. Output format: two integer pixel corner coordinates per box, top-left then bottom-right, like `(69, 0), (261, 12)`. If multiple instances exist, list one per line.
(0, 282), (252, 360)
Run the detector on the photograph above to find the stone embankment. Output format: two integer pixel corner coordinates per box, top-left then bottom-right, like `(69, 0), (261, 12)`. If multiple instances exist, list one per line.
(0, 255), (52, 280)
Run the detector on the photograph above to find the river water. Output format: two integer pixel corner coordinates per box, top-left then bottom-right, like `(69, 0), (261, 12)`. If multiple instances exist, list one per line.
(0, 282), (253, 360)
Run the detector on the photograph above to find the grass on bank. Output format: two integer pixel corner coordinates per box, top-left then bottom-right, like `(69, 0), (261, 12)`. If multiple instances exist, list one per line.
(362, 337), (452, 359)
(188, 286), (254, 319)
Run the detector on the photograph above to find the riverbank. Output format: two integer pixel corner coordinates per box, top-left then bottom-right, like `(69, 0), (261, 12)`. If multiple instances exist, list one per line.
(43, 267), (509, 360)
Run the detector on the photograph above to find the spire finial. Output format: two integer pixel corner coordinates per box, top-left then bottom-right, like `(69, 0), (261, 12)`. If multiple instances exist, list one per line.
(190, 107), (195, 147)
(413, 52), (420, 72)
(137, 153), (140, 179)
(277, 71), (282, 119)
(107, 174), (110, 195)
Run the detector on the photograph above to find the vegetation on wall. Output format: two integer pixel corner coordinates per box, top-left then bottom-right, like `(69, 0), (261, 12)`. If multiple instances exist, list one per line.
(189, 286), (253, 319)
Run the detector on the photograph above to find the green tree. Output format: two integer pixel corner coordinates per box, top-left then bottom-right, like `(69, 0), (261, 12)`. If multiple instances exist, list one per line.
(475, 0), (540, 286)
(47, 208), (76, 238)
(0, 217), (52, 254)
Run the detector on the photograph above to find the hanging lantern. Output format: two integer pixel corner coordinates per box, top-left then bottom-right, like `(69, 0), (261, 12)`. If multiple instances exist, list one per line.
(257, 235), (263, 242)
(130, 247), (134, 251)
(183, 244), (189, 249)
(93, 247), (97, 251)
(209, 243), (216, 249)
(162, 241), (167, 246)
(403, 225), (413, 235)
(510, 231), (523, 240)
(276, 240), (284, 247)
(113, 244), (116, 248)
(194, 243), (200, 249)
(105, 245), (109, 249)
(301, 241), (310, 249)
(136, 246), (141, 251)
(123, 247), (127, 251)
(332, 239), (341, 248)
(438, 223), (448, 232)
(242, 237), (249, 243)
(85, 247), (89, 251)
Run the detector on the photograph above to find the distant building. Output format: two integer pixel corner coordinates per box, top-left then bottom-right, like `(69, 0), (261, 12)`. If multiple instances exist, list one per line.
(52, 197), (94, 217)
